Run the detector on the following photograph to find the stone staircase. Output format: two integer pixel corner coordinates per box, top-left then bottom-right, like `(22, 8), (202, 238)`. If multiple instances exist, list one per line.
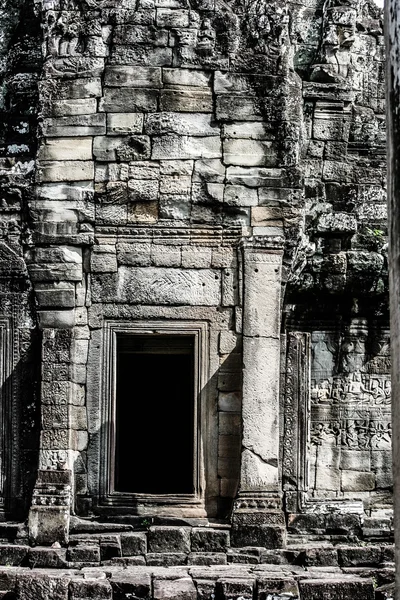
(0, 519), (393, 599)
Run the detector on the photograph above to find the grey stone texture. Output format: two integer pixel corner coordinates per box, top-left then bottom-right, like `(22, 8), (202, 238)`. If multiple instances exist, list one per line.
(0, 0), (391, 566)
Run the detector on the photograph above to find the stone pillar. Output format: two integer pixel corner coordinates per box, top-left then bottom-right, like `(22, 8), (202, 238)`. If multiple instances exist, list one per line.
(231, 239), (286, 548)
(28, 328), (74, 546)
(385, 1), (400, 595)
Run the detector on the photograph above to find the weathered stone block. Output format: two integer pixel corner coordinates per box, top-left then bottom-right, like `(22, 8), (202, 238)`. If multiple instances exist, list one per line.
(223, 139), (278, 167)
(146, 552), (188, 566)
(107, 113), (144, 135)
(42, 115), (106, 137)
(163, 69), (211, 87)
(28, 547), (68, 568)
(191, 528), (230, 552)
(341, 470), (376, 492)
(152, 135), (221, 159)
(298, 578), (374, 600)
(51, 99), (98, 117)
(216, 578), (254, 600)
(38, 138), (93, 161)
(69, 579), (112, 600)
(93, 136), (151, 162)
(110, 572), (151, 599)
(230, 525), (286, 549)
(0, 545), (28, 566)
(99, 88), (159, 112)
(188, 552), (227, 565)
(145, 113), (218, 136)
(104, 66), (162, 88)
(153, 577), (196, 600)
(256, 577), (299, 599)
(148, 526), (191, 553)
(37, 161), (94, 183)
(16, 573), (69, 600)
(120, 532), (147, 556)
(128, 179), (159, 202)
(338, 546), (382, 567)
(160, 90), (213, 112)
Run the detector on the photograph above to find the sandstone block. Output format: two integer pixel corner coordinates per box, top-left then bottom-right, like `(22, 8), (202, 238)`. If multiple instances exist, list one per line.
(93, 136), (151, 162)
(191, 528), (230, 552)
(223, 139), (278, 167)
(257, 577), (299, 599)
(160, 90), (213, 112)
(188, 552), (227, 565)
(104, 66), (162, 87)
(99, 88), (159, 112)
(163, 68), (211, 87)
(148, 526), (191, 553)
(298, 578), (374, 600)
(146, 552), (188, 566)
(110, 572), (151, 598)
(113, 25), (168, 45)
(107, 113), (144, 135)
(51, 99), (98, 116)
(57, 77), (103, 99)
(37, 310), (75, 329)
(156, 9), (189, 27)
(145, 112), (218, 136)
(38, 138), (92, 161)
(216, 578), (254, 600)
(218, 391), (241, 413)
(42, 114), (106, 137)
(120, 532), (147, 556)
(16, 573), (69, 600)
(66, 545), (100, 564)
(224, 185), (258, 206)
(193, 159), (225, 182)
(152, 135), (221, 159)
(37, 161), (94, 183)
(153, 577), (196, 600)
(0, 545), (28, 566)
(160, 175), (191, 195)
(69, 579), (112, 599)
(128, 179), (159, 202)
(341, 470), (376, 492)
(28, 547), (68, 569)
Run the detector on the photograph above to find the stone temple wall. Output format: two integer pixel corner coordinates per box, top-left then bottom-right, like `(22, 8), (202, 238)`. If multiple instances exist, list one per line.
(0, 0), (390, 544)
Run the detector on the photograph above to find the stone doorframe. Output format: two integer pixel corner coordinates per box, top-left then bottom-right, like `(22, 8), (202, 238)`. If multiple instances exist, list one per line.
(89, 318), (214, 519)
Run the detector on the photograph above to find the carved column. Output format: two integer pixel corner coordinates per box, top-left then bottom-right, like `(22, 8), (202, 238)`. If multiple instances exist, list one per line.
(231, 239), (286, 548)
(385, 0), (400, 594)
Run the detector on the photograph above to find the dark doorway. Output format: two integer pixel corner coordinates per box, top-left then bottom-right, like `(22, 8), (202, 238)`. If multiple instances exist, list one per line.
(115, 335), (195, 494)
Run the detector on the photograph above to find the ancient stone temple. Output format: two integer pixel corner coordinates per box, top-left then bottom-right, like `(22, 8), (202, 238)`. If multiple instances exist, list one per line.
(0, 0), (394, 597)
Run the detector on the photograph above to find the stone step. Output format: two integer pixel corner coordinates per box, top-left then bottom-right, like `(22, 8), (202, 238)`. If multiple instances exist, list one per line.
(0, 564), (382, 600)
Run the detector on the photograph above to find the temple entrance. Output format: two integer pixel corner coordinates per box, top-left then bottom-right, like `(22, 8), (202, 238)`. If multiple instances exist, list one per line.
(115, 334), (195, 495)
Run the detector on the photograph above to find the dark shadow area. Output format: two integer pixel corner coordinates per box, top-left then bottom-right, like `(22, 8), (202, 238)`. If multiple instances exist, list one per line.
(115, 335), (195, 495)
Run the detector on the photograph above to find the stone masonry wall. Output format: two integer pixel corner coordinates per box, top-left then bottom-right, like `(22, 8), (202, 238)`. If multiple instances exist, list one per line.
(0, 0), (390, 536)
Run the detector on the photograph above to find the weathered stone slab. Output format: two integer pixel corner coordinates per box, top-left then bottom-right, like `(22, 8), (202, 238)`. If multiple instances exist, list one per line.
(69, 579), (112, 599)
(51, 99), (98, 117)
(145, 113), (218, 136)
(148, 526), (191, 553)
(256, 577), (299, 599)
(56, 78), (103, 99)
(37, 161), (94, 183)
(42, 115), (106, 137)
(160, 90), (213, 112)
(152, 135), (221, 159)
(99, 88), (159, 112)
(93, 136), (151, 161)
(104, 66), (162, 87)
(223, 139), (278, 167)
(163, 68), (212, 87)
(37, 138), (93, 161)
(107, 113), (144, 135)
(16, 573), (70, 600)
(298, 578), (374, 600)
(191, 528), (230, 552)
(92, 267), (221, 305)
(153, 577), (196, 600)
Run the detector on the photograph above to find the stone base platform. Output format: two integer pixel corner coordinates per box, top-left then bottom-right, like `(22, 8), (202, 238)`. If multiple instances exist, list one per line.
(0, 520), (393, 598)
(0, 562), (392, 599)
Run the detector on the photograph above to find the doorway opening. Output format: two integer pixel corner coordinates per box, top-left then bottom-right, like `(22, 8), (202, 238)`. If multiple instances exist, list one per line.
(115, 334), (195, 495)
